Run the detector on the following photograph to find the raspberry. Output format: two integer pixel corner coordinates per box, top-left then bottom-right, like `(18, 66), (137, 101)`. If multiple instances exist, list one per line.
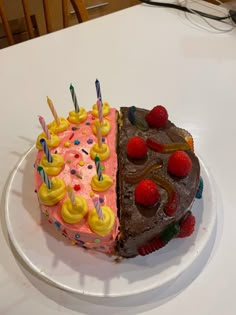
(177, 213), (196, 238)
(134, 179), (160, 207)
(167, 151), (192, 177)
(126, 136), (147, 159)
(145, 105), (168, 128)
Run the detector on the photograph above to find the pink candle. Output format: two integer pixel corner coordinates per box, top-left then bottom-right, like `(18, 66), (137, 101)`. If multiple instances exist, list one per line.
(92, 197), (103, 220)
(38, 115), (51, 140)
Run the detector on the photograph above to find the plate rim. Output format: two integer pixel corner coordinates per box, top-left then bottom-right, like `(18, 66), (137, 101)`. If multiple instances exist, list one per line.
(4, 146), (217, 297)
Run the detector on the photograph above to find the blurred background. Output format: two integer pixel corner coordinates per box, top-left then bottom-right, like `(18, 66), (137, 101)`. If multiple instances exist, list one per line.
(0, 0), (140, 49)
(0, 0), (234, 49)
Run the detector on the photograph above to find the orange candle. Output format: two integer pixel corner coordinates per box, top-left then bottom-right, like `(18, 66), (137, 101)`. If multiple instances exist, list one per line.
(47, 96), (60, 126)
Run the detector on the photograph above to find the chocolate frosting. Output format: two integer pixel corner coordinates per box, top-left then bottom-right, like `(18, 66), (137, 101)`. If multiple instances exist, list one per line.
(116, 107), (200, 258)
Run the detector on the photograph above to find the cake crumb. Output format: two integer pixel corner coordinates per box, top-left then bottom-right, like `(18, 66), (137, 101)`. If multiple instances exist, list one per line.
(113, 256), (123, 264)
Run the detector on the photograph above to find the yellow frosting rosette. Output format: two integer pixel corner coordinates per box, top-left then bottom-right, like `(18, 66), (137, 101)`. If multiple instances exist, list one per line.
(36, 132), (60, 150)
(90, 143), (110, 161)
(68, 107), (87, 125)
(61, 196), (88, 224)
(48, 117), (69, 134)
(38, 177), (66, 206)
(92, 101), (110, 117)
(88, 206), (115, 236)
(91, 174), (113, 192)
(92, 119), (111, 137)
(39, 154), (65, 176)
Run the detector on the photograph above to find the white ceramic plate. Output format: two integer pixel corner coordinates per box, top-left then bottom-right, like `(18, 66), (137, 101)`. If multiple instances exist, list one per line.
(5, 146), (216, 297)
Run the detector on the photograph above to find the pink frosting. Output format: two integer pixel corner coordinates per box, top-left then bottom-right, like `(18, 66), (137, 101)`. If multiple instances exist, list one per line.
(34, 108), (118, 254)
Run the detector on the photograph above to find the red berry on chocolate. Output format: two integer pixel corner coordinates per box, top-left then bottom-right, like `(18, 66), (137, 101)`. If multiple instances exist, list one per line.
(168, 151), (192, 177)
(126, 136), (147, 159)
(135, 179), (160, 207)
(177, 213), (196, 238)
(145, 105), (168, 128)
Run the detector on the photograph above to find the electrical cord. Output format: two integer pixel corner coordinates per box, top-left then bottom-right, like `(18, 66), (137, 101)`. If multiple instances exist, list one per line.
(183, 0), (234, 32)
(184, 0), (234, 32)
(139, 0), (236, 23)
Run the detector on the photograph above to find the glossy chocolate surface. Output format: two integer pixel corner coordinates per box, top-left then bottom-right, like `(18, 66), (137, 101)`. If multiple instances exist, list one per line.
(116, 107), (200, 258)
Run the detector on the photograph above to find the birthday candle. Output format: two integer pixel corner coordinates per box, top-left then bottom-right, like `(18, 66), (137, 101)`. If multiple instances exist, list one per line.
(40, 138), (53, 163)
(47, 96), (60, 126)
(97, 98), (103, 124)
(38, 115), (51, 140)
(37, 165), (52, 189)
(70, 84), (80, 113)
(96, 124), (102, 148)
(93, 197), (103, 220)
(67, 186), (76, 205)
(95, 79), (103, 106)
(95, 155), (103, 181)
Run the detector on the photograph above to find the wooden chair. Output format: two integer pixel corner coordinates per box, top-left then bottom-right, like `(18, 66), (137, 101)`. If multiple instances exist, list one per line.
(0, 0), (89, 46)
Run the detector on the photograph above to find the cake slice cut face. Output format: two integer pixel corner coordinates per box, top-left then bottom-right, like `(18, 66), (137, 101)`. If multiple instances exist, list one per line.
(116, 107), (200, 258)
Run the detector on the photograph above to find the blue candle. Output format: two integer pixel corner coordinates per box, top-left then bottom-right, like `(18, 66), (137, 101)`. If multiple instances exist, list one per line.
(95, 79), (103, 106)
(37, 165), (52, 189)
(40, 138), (53, 163)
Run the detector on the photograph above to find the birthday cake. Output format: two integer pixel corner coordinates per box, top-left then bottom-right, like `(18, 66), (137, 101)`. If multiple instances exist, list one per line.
(34, 82), (202, 258)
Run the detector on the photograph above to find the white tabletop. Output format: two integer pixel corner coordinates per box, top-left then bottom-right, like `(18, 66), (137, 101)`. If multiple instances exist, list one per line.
(1, 2), (236, 314)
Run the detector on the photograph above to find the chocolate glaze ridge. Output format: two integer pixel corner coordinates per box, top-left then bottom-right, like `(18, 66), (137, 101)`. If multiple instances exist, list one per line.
(116, 107), (200, 258)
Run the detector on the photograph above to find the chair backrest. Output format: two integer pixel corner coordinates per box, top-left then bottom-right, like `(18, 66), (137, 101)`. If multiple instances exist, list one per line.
(0, 0), (89, 46)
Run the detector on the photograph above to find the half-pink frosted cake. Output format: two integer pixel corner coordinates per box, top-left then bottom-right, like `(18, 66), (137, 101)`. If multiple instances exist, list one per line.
(34, 103), (119, 255)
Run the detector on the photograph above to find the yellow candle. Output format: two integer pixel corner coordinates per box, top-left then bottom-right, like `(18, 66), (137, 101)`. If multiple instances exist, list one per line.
(47, 96), (60, 126)
(67, 185), (76, 205)
(96, 124), (102, 148)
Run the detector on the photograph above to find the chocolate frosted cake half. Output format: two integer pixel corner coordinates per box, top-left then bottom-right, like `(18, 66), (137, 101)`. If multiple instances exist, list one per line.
(116, 106), (200, 258)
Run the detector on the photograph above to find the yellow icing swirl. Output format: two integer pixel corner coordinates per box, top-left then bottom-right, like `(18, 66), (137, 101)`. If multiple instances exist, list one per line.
(48, 117), (69, 134)
(91, 174), (113, 192)
(61, 196), (88, 224)
(38, 177), (66, 206)
(39, 154), (65, 176)
(92, 119), (111, 136)
(68, 107), (87, 124)
(36, 132), (60, 150)
(90, 143), (110, 161)
(88, 206), (115, 236)
(92, 101), (110, 117)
